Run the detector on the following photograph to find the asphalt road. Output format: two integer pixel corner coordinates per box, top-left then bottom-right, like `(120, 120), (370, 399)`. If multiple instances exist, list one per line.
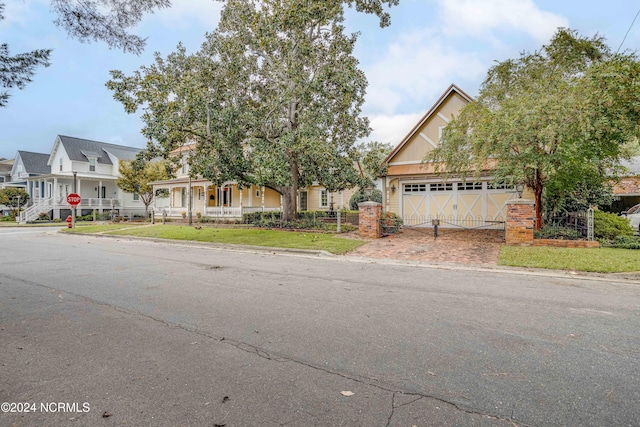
(0, 228), (639, 426)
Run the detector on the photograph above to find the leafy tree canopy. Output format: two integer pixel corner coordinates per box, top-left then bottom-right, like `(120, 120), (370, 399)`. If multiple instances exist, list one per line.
(427, 28), (640, 228)
(357, 141), (393, 185)
(0, 187), (29, 216)
(1, 0), (171, 107)
(107, 0), (398, 221)
(117, 159), (170, 214)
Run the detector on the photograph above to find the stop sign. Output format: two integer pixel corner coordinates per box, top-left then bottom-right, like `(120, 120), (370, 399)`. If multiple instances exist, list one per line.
(67, 193), (81, 206)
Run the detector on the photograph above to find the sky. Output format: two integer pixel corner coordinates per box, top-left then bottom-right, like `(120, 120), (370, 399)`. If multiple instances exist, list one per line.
(1, 0), (640, 160)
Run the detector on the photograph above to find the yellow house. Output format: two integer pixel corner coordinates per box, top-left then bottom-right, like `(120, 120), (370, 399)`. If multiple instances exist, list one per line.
(151, 145), (282, 218)
(151, 145), (362, 218)
(381, 84), (523, 228)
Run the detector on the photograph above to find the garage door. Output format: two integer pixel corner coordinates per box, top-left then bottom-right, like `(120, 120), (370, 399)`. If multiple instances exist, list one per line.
(401, 181), (517, 228)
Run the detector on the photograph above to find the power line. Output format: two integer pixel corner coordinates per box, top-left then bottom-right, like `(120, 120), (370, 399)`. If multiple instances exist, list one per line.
(617, 7), (640, 53)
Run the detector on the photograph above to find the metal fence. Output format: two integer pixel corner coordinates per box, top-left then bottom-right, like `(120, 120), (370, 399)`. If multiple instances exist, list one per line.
(540, 209), (594, 241)
(403, 215), (506, 230)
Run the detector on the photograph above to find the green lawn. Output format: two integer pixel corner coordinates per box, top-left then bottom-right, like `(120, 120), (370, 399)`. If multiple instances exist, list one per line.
(499, 246), (640, 273)
(67, 224), (366, 255)
(62, 223), (151, 233)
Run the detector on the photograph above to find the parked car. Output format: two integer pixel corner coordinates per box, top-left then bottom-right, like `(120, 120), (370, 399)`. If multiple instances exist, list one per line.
(622, 203), (640, 234)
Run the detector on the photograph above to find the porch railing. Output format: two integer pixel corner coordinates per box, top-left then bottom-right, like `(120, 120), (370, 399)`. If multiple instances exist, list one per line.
(154, 206), (281, 218)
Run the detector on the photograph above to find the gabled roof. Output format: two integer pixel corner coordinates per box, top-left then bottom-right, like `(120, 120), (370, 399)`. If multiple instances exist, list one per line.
(53, 135), (141, 165)
(383, 84), (473, 166)
(17, 151), (50, 175)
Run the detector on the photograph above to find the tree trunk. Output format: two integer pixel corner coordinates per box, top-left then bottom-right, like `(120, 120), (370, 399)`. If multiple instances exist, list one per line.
(534, 185), (543, 230)
(280, 158), (299, 222)
(281, 185), (297, 222)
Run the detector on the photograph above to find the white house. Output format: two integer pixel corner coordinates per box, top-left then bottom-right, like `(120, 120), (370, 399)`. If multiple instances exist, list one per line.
(18, 135), (143, 223)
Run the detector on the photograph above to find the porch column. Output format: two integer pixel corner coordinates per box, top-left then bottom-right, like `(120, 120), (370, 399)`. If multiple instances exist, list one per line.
(239, 188), (243, 211)
(261, 186), (265, 210)
(248, 185), (253, 207)
(385, 178), (390, 212)
(98, 180), (103, 214)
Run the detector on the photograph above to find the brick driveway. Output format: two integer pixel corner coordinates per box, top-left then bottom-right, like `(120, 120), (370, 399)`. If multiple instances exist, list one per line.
(344, 227), (505, 266)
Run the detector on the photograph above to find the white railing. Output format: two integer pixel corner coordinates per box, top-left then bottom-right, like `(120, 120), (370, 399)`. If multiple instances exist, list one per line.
(79, 198), (120, 207)
(204, 206), (243, 217)
(19, 198), (54, 223)
(154, 206), (281, 218)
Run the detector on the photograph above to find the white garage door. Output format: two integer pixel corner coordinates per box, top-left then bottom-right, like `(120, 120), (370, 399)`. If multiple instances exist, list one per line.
(401, 181), (517, 228)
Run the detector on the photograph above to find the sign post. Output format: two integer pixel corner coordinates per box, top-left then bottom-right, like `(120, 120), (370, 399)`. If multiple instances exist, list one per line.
(67, 193), (81, 228)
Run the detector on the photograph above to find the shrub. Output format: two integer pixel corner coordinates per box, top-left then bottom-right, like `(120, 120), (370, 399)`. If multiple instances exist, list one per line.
(594, 210), (634, 240)
(53, 218), (62, 223)
(380, 211), (403, 234)
(113, 216), (123, 223)
(534, 226), (582, 240)
(0, 215), (15, 222)
(349, 189), (383, 210)
(38, 212), (50, 220)
(603, 235), (640, 249)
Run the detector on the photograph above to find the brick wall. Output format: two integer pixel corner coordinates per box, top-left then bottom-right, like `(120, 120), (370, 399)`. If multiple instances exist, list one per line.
(358, 201), (382, 238)
(506, 200), (535, 246)
(534, 239), (600, 248)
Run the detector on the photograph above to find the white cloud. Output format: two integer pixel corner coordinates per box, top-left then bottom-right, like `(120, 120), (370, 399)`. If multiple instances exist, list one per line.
(437, 0), (569, 43)
(363, 29), (485, 114)
(367, 112), (424, 145)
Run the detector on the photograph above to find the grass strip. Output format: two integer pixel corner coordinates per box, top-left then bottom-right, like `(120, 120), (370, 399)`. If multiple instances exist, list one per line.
(499, 246), (640, 273)
(76, 224), (366, 255)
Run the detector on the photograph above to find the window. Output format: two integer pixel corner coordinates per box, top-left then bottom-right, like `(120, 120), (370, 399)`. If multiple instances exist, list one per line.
(256, 190), (261, 197)
(487, 182), (513, 190)
(457, 182), (482, 191)
(89, 158), (96, 172)
(403, 184), (427, 193)
(299, 191), (308, 211)
(430, 183), (452, 192)
(320, 189), (328, 208)
(181, 160), (188, 174)
(59, 158), (63, 172)
(133, 193), (139, 201)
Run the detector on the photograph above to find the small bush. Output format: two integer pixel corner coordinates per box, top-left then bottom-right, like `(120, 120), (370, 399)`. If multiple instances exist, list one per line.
(1, 215), (16, 222)
(350, 189), (383, 210)
(594, 210), (634, 240)
(38, 212), (50, 220)
(113, 216), (123, 223)
(605, 235), (640, 249)
(380, 211), (403, 234)
(534, 226), (582, 240)
(53, 218), (62, 223)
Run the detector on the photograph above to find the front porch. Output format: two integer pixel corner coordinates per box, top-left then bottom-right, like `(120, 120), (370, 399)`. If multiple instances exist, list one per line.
(152, 179), (282, 218)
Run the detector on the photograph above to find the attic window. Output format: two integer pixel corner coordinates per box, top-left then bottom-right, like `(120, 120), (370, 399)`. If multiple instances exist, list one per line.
(59, 158), (63, 172)
(89, 158), (96, 172)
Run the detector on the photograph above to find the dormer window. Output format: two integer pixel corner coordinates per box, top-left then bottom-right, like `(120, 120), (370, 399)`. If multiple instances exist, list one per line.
(89, 158), (96, 172)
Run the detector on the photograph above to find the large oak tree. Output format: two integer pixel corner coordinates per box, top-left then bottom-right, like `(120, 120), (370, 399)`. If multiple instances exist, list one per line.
(427, 29), (640, 229)
(108, 0), (398, 221)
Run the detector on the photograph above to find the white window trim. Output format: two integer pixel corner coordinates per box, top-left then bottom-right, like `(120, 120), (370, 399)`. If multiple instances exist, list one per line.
(319, 189), (329, 208)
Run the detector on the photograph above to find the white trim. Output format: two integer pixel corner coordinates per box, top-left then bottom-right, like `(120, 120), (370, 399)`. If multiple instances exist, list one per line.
(419, 132), (438, 149)
(388, 160), (424, 166)
(437, 112), (450, 123)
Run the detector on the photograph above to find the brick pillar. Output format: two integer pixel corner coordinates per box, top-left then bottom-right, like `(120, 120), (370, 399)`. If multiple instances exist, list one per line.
(358, 201), (382, 238)
(506, 200), (535, 246)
